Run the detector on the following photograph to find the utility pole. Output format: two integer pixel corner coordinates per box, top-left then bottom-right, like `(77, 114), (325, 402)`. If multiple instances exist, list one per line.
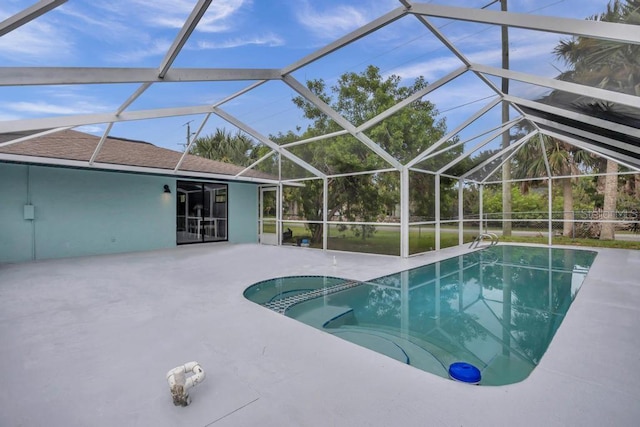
(501, 0), (512, 237)
(498, 1), (513, 359)
(182, 120), (194, 152)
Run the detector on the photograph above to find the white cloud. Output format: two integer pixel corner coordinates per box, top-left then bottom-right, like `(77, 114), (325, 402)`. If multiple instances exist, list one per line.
(74, 125), (107, 134)
(197, 0), (248, 33)
(388, 34), (565, 82)
(110, 39), (173, 63)
(129, 0), (196, 19)
(56, 5), (146, 45)
(4, 88), (116, 117)
(150, 17), (194, 29)
(85, 0), (250, 63)
(7, 101), (105, 116)
(196, 33), (284, 49)
(295, 1), (369, 40)
(386, 56), (466, 81)
(127, 0), (247, 32)
(0, 10), (73, 62)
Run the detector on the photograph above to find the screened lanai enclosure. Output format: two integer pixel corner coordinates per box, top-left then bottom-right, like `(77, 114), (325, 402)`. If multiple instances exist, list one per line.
(1, 0), (639, 258)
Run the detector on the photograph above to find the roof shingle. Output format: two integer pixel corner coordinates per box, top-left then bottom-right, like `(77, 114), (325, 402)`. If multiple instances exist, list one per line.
(0, 129), (276, 181)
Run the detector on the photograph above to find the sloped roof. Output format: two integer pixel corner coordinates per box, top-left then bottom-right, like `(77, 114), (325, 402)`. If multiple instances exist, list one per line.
(0, 129), (276, 182)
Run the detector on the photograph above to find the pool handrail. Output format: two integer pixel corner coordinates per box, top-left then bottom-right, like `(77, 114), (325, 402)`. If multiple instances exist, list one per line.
(469, 232), (499, 249)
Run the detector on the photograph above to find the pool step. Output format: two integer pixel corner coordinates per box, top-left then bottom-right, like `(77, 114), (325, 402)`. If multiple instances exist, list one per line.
(295, 305), (355, 329)
(262, 279), (362, 314)
(330, 326), (449, 377)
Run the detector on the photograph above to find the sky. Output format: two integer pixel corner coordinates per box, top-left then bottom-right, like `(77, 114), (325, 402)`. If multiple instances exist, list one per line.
(0, 0), (613, 158)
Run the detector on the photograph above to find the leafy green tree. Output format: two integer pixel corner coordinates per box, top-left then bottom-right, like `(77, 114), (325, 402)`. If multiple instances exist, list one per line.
(483, 187), (546, 217)
(189, 66), (458, 247)
(274, 65), (454, 243)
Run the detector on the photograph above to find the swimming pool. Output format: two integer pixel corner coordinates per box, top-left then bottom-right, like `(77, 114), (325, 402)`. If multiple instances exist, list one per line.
(244, 245), (597, 385)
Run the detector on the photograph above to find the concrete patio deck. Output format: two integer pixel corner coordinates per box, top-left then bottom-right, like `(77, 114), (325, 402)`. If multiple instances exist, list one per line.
(1, 243), (639, 426)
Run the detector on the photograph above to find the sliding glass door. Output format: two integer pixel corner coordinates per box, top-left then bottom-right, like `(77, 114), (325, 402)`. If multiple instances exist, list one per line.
(177, 181), (228, 245)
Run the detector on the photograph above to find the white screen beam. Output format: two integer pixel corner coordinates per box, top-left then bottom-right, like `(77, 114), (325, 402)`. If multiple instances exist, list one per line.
(409, 3), (640, 45)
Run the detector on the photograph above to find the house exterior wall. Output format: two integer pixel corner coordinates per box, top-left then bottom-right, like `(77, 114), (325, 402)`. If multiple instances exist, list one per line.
(0, 163), (259, 263)
(228, 182), (258, 243)
(0, 163), (33, 262)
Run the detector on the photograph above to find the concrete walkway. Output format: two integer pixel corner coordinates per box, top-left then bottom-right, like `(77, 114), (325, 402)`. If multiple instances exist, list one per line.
(1, 243), (639, 426)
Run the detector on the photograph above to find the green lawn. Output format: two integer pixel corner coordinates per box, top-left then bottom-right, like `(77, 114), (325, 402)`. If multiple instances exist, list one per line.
(500, 235), (640, 250)
(262, 222), (277, 233)
(278, 223), (640, 254)
(282, 224), (474, 256)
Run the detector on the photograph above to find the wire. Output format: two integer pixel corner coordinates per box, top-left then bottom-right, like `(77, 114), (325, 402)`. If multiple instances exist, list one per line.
(438, 94), (499, 114)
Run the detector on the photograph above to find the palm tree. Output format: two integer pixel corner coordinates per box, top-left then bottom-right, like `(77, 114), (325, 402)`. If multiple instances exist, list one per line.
(552, 0), (640, 239)
(189, 128), (256, 166)
(514, 134), (594, 237)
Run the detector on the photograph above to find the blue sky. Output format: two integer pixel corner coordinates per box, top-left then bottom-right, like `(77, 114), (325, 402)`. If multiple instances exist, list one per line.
(0, 0), (612, 155)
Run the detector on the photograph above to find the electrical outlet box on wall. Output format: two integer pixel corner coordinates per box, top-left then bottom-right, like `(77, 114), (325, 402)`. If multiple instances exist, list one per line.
(24, 205), (35, 220)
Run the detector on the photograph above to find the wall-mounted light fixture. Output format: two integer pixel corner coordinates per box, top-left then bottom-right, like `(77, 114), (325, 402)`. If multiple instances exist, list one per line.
(163, 184), (171, 194)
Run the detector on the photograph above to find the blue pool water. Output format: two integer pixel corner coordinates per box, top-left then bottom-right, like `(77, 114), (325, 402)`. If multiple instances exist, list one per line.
(244, 245), (597, 386)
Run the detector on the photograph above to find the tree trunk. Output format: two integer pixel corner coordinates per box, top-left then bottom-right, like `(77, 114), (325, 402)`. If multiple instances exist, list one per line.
(562, 177), (574, 237)
(600, 159), (618, 240)
(311, 224), (323, 244)
(595, 161), (606, 195)
(502, 179), (512, 236)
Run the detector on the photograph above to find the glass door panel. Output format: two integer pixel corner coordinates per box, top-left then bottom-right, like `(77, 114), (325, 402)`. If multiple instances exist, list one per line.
(260, 187), (278, 245)
(203, 183), (227, 242)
